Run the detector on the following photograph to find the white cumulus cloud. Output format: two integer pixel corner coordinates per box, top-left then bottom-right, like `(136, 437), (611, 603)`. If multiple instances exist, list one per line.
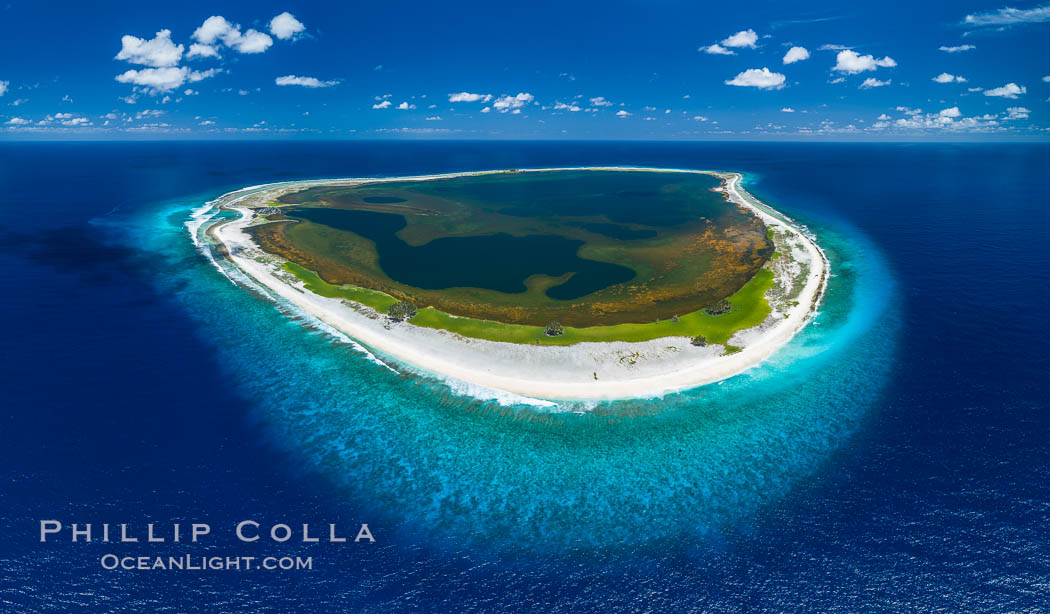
(882, 106), (1001, 132)
(725, 67), (786, 89)
(192, 16), (273, 54)
(187, 43), (220, 59)
(372, 100), (392, 109)
(860, 77), (891, 89)
(492, 93), (534, 113)
(40, 113), (91, 127)
(700, 29), (758, 55)
(589, 96), (612, 107)
(269, 12), (305, 40)
(6, 117), (29, 125)
(983, 83), (1026, 98)
(933, 73), (967, 83)
(939, 44), (975, 53)
(554, 101), (581, 112)
(395, 101), (416, 110)
(191, 68), (222, 81)
(275, 75), (338, 88)
(228, 29), (272, 54)
(781, 107), (795, 112)
(0, 81), (8, 97)
(722, 29), (758, 48)
(783, 46), (810, 64)
(193, 16), (234, 45)
(115, 29), (184, 67)
(616, 110), (631, 117)
(114, 66), (218, 93)
(1004, 106), (1030, 119)
(701, 44), (734, 55)
(448, 92), (492, 102)
(833, 50), (896, 74)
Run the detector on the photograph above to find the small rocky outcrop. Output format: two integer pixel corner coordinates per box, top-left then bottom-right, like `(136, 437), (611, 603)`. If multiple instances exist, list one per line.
(704, 299), (732, 316)
(387, 300), (417, 322)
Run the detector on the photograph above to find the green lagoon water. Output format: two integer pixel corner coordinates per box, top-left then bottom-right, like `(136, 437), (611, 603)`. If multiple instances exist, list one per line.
(290, 207), (637, 298)
(286, 170), (727, 227)
(277, 170), (765, 319)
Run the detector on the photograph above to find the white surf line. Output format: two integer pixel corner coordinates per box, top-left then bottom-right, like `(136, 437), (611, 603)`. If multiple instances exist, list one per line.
(187, 203), (399, 375)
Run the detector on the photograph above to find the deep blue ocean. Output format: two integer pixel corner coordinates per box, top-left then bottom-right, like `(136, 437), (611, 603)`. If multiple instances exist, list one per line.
(1, 141), (1048, 612)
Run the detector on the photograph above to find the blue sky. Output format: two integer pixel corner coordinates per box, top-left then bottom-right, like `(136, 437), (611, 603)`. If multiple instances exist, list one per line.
(1, 0), (1048, 140)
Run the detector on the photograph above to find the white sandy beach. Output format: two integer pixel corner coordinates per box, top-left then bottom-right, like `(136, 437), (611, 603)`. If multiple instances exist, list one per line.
(203, 167), (828, 401)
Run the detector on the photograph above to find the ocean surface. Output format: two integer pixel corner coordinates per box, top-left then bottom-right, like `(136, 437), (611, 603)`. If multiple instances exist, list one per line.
(1, 141), (1048, 612)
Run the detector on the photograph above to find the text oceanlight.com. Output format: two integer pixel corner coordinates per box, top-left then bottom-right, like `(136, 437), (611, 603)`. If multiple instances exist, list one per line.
(101, 554), (313, 571)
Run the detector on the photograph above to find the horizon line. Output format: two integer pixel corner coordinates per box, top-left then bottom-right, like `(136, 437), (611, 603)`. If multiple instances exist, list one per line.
(2, 136), (1049, 145)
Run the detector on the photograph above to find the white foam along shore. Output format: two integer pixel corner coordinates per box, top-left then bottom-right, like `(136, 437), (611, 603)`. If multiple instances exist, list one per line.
(201, 167), (829, 401)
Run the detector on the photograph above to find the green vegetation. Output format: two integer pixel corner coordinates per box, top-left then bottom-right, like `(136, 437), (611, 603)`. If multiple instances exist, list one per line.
(388, 300), (417, 321)
(282, 262), (398, 312)
(282, 261), (774, 347)
(545, 321), (564, 336)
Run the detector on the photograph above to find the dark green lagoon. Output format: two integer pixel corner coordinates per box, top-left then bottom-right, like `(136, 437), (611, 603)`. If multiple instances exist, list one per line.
(290, 207), (637, 299)
(368, 170), (724, 226)
(260, 169), (772, 326)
